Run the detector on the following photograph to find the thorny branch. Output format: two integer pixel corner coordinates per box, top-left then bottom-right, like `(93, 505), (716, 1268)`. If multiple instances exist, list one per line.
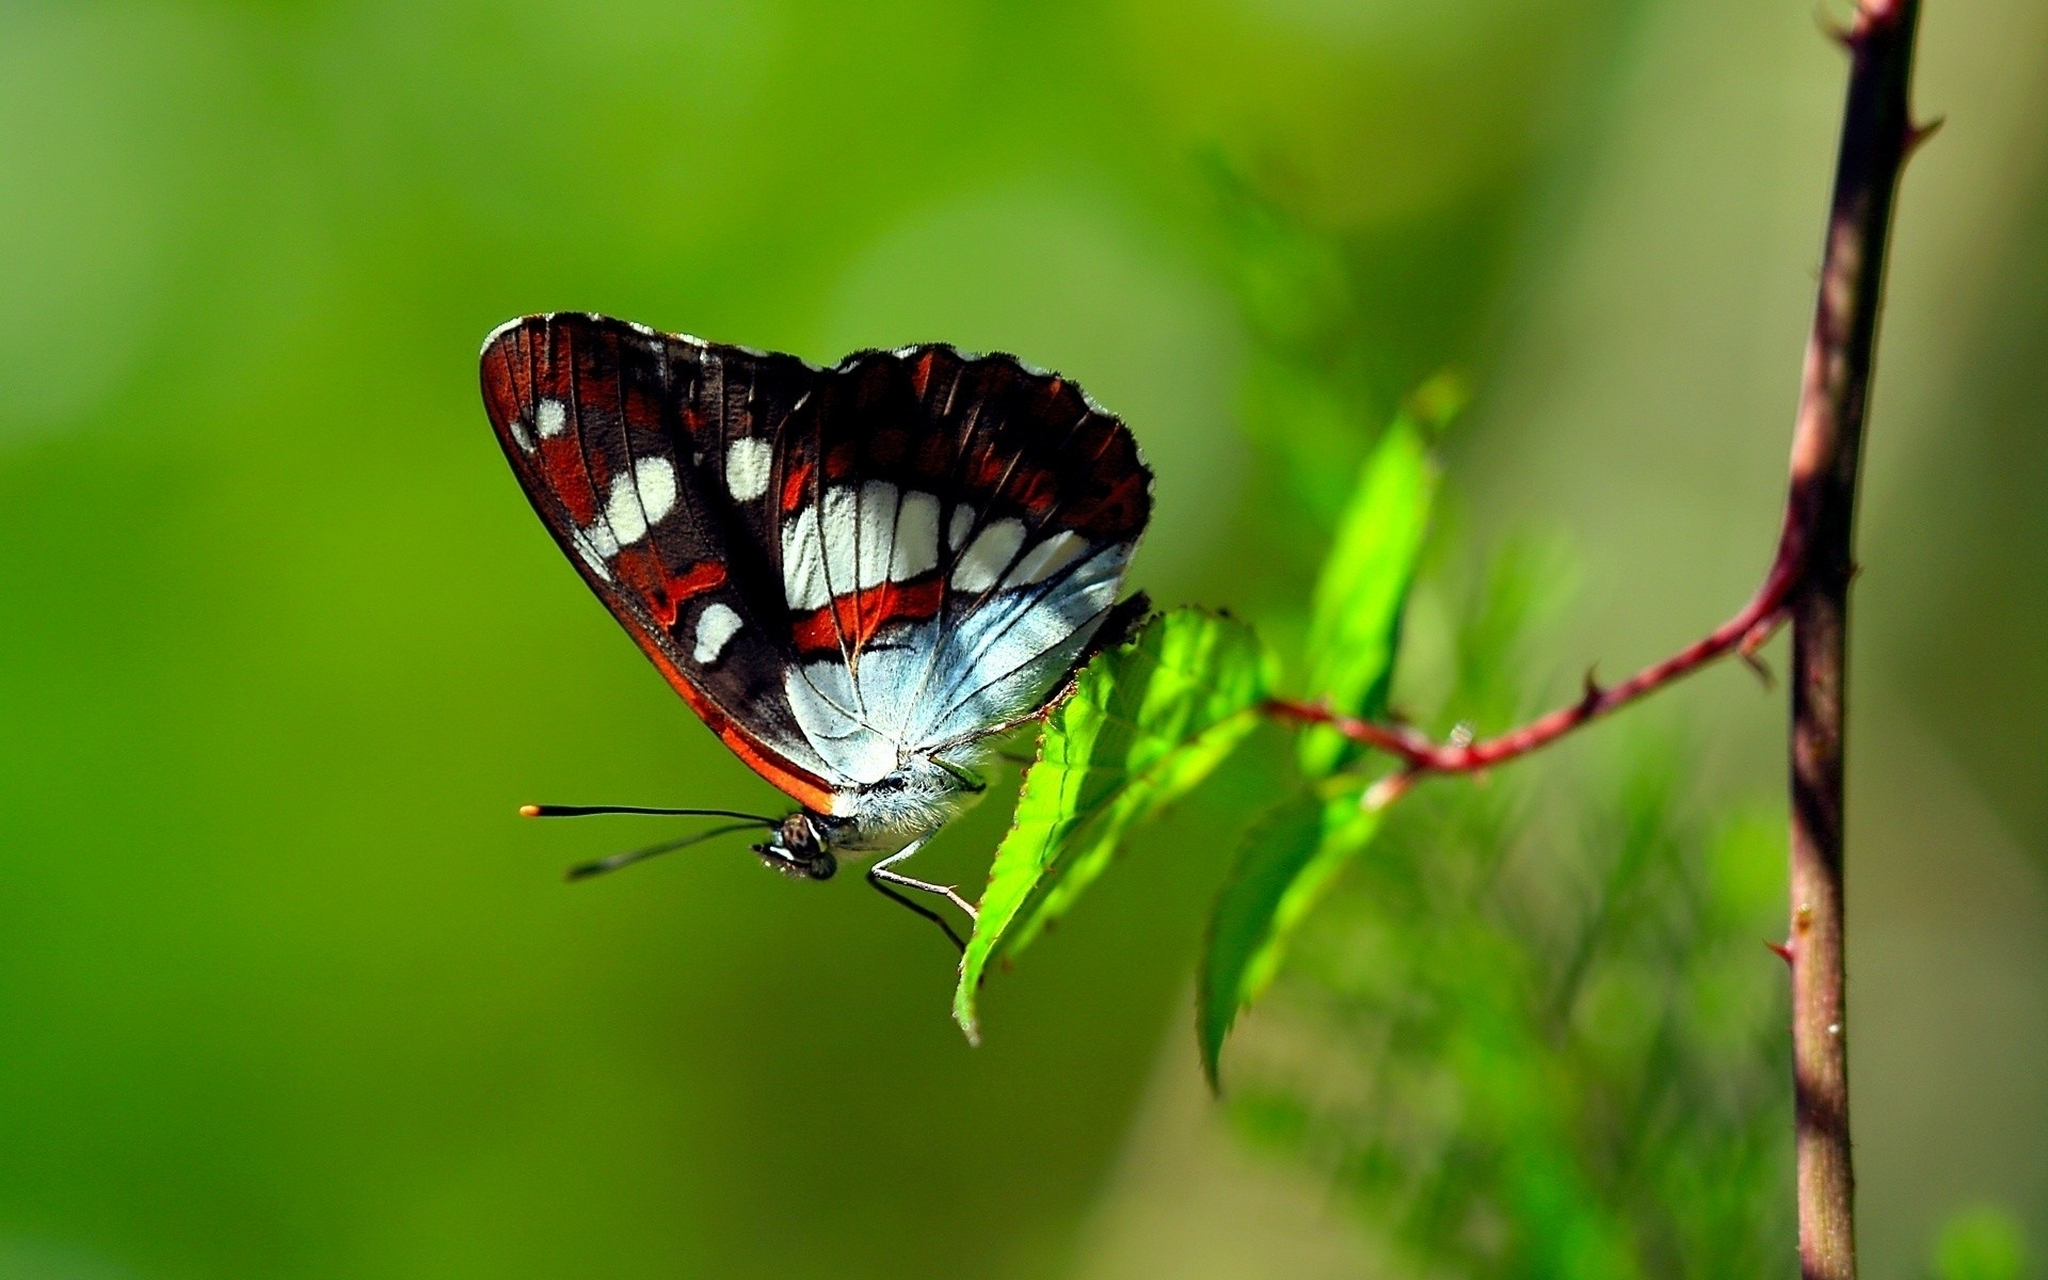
(1784, 5), (1925, 1278)
(1270, 3), (1928, 1276)
(1267, 556), (1793, 784)
(1265, 4), (1930, 816)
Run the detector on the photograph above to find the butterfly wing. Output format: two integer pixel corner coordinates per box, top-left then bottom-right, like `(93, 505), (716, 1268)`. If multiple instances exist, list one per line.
(481, 314), (1153, 809)
(479, 313), (844, 813)
(768, 344), (1152, 783)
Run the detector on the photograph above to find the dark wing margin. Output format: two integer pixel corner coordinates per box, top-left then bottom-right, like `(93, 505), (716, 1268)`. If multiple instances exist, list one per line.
(479, 312), (841, 813)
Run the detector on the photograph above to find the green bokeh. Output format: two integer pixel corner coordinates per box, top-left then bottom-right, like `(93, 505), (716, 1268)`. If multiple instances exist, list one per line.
(3, 1), (2043, 1277)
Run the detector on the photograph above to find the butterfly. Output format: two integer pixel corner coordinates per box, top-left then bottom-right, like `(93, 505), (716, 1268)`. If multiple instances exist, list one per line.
(480, 313), (1152, 939)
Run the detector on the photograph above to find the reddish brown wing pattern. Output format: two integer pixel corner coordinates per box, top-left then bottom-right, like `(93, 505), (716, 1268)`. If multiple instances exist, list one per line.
(482, 313), (1153, 806)
(772, 343), (1151, 669)
(479, 313), (839, 812)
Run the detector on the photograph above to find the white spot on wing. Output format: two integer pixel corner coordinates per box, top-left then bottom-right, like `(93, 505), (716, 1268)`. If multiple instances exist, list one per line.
(508, 415), (535, 454)
(634, 456), (677, 525)
(1005, 530), (1086, 587)
(693, 603), (743, 664)
(821, 485), (859, 593)
(605, 473), (648, 545)
(947, 505), (975, 551)
(781, 507), (829, 610)
(537, 399), (567, 439)
(950, 518), (1025, 593)
(855, 481), (900, 590)
(725, 437), (773, 502)
(571, 525), (616, 579)
(891, 491), (940, 582)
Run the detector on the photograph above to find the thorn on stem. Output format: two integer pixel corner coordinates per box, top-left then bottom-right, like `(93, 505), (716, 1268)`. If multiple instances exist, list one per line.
(1580, 666), (1605, 709)
(1905, 116), (1945, 155)
(1742, 648), (1776, 690)
(1817, 6), (1856, 50)
(1363, 770), (1417, 812)
(1739, 607), (1788, 683)
(1766, 939), (1796, 966)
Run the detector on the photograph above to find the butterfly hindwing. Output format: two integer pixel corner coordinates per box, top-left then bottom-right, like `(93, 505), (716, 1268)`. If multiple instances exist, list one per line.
(481, 313), (1153, 809)
(767, 345), (1151, 784)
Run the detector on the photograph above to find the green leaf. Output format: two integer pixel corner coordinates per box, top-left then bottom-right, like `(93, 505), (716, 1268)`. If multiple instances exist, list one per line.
(1296, 382), (1457, 778)
(1198, 778), (1385, 1085)
(953, 608), (1276, 1044)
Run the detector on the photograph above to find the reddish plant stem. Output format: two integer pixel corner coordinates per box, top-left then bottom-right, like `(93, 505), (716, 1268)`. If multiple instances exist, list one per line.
(1267, 552), (1795, 775)
(1272, 4), (1927, 1272)
(1266, 15), (1925, 797)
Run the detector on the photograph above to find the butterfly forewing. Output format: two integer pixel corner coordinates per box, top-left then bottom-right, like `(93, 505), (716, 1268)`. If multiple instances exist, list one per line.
(481, 313), (1151, 814)
(481, 315), (843, 811)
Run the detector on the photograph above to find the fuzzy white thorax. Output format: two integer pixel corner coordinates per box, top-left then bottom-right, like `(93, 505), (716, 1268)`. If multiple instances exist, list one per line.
(820, 751), (989, 856)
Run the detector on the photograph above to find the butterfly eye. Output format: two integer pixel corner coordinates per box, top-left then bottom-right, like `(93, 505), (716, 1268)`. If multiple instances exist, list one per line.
(754, 843), (836, 882)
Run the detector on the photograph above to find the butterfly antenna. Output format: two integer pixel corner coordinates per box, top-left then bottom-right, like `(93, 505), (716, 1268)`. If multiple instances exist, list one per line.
(521, 804), (780, 823)
(564, 821), (768, 882)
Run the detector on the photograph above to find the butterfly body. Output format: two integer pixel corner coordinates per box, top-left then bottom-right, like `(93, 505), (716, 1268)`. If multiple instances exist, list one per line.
(480, 313), (1151, 906)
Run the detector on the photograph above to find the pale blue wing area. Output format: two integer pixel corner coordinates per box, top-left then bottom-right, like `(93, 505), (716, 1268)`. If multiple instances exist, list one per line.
(783, 660), (901, 785)
(905, 542), (1129, 749)
(782, 541), (1132, 783)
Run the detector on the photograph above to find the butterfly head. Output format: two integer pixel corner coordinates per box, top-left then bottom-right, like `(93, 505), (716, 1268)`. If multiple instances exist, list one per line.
(751, 754), (988, 880)
(753, 812), (839, 881)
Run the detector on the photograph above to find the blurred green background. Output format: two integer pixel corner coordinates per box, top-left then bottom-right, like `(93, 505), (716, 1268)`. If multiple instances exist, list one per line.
(1, 1), (2043, 1277)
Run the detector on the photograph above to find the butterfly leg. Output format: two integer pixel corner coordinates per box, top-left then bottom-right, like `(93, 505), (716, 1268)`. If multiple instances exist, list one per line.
(866, 877), (967, 955)
(868, 838), (979, 922)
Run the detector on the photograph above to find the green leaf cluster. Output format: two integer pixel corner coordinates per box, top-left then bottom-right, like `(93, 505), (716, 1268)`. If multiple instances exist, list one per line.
(1199, 777), (1383, 1079)
(1229, 733), (1795, 1280)
(952, 380), (1457, 1062)
(939, 322), (1788, 1275)
(1295, 404), (1439, 778)
(935, 334), (1796, 1273)
(953, 608), (1276, 1044)
(1201, 378), (1458, 1082)
(1149, 167), (1795, 1276)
